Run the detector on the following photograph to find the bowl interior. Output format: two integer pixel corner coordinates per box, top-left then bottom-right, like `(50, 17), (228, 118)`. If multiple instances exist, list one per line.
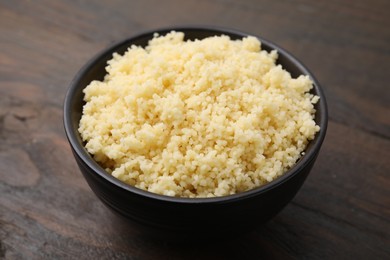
(64, 27), (328, 202)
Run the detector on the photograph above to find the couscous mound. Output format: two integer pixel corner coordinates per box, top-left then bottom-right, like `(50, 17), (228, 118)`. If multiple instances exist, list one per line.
(79, 31), (320, 198)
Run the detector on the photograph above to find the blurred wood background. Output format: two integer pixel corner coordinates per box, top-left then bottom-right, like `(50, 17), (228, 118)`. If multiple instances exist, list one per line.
(0, 0), (389, 259)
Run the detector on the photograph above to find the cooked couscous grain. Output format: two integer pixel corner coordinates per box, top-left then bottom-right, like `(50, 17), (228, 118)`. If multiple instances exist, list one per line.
(79, 31), (320, 198)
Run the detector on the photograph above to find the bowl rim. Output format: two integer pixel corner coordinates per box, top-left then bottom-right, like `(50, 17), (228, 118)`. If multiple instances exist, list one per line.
(63, 26), (328, 204)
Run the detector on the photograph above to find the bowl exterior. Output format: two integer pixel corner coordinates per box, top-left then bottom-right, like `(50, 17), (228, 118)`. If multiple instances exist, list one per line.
(64, 27), (327, 238)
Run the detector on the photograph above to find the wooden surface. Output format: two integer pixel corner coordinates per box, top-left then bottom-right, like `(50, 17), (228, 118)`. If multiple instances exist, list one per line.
(1, 0), (389, 259)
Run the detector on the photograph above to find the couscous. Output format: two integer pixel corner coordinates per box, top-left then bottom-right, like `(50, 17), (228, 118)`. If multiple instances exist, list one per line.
(79, 31), (320, 198)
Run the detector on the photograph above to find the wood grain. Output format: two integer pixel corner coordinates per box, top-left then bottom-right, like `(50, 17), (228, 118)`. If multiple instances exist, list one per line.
(1, 0), (389, 259)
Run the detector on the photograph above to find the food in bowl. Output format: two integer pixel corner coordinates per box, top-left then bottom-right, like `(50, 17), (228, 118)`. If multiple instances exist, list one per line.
(78, 31), (320, 198)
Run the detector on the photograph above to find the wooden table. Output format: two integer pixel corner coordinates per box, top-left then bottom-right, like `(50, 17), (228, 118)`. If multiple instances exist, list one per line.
(1, 0), (389, 259)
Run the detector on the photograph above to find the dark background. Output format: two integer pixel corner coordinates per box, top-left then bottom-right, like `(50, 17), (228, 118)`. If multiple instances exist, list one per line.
(1, 0), (389, 259)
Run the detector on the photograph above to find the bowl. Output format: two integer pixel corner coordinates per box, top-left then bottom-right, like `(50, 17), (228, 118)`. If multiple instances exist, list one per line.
(63, 26), (328, 239)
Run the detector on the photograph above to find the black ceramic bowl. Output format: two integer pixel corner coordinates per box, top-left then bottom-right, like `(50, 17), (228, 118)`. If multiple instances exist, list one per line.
(64, 27), (327, 238)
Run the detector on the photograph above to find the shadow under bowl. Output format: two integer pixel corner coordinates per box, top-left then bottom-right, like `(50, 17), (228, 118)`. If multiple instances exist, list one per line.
(63, 26), (328, 239)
